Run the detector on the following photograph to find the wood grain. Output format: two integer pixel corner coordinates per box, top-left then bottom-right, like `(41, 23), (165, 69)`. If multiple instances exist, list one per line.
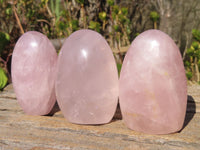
(0, 84), (199, 150)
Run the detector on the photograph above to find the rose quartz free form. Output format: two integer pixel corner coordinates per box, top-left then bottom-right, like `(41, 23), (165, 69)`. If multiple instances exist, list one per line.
(56, 29), (118, 124)
(119, 30), (187, 134)
(12, 31), (57, 115)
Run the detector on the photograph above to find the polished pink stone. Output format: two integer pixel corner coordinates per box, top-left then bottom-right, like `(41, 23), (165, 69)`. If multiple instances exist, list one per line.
(56, 29), (118, 124)
(119, 30), (187, 134)
(12, 31), (57, 115)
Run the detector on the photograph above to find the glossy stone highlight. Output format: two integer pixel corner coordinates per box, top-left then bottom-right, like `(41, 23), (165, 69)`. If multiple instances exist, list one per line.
(119, 30), (187, 134)
(56, 29), (118, 124)
(12, 31), (57, 115)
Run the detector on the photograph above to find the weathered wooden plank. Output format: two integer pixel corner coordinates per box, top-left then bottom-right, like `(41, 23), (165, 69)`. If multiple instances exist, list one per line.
(0, 84), (199, 150)
(188, 84), (200, 103)
(0, 84), (16, 99)
(0, 111), (199, 150)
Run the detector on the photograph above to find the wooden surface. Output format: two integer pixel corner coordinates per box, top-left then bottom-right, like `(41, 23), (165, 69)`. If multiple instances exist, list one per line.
(0, 84), (199, 150)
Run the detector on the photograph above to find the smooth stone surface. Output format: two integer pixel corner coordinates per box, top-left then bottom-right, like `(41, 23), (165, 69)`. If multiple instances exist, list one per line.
(12, 31), (57, 115)
(119, 29), (187, 134)
(56, 29), (118, 124)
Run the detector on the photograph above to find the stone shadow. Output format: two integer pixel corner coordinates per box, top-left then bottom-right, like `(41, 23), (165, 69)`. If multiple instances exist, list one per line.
(181, 95), (196, 131)
(111, 103), (122, 122)
(46, 101), (60, 116)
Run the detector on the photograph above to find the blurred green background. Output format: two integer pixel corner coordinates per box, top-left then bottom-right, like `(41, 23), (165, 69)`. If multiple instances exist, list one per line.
(0, 0), (200, 89)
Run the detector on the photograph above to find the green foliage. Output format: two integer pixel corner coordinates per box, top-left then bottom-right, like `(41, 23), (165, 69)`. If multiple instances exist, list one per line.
(76, 0), (84, 4)
(18, 0), (39, 22)
(0, 67), (8, 90)
(117, 63), (122, 76)
(71, 20), (79, 31)
(192, 29), (200, 41)
(113, 5), (119, 14)
(134, 33), (140, 37)
(192, 41), (199, 50)
(57, 21), (66, 31)
(113, 25), (119, 32)
(0, 1), (14, 34)
(50, 0), (61, 23)
(99, 12), (107, 21)
(1, 0), (133, 44)
(150, 11), (159, 29)
(106, 3), (131, 47)
(186, 71), (193, 80)
(0, 32), (10, 55)
(150, 11), (159, 22)
(121, 7), (128, 16)
(186, 41), (200, 58)
(185, 29), (200, 81)
(185, 60), (191, 68)
(5, 7), (12, 15)
(89, 21), (100, 32)
(107, 0), (114, 6)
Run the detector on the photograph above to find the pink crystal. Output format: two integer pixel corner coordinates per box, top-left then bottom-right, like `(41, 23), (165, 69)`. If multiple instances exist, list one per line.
(119, 30), (187, 134)
(56, 29), (118, 124)
(12, 31), (57, 115)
